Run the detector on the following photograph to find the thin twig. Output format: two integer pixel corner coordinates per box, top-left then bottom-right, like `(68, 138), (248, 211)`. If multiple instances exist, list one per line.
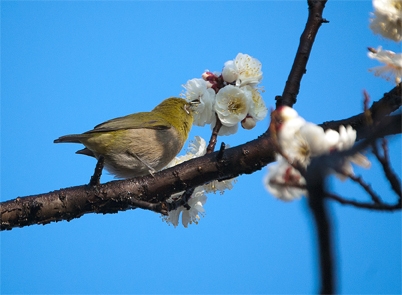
(326, 192), (401, 211)
(216, 142), (226, 162)
(207, 114), (222, 154)
(348, 174), (382, 204)
(363, 90), (374, 125)
(372, 139), (402, 198)
(126, 194), (163, 214)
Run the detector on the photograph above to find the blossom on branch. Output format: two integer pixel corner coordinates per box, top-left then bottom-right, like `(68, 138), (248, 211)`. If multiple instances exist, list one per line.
(333, 125), (371, 179)
(182, 78), (216, 126)
(368, 46), (402, 84)
(164, 187), (207, 228)
(243, 85), (268, 122)
(164, 136), (236, 227)
(204, 178), (237, 194)
(165, 136), (207, 168)
(222, 53), (263, 87)
(370, 0), (402, 42)
(182, 53), (267, 135)
(264, 156), (307, 201)
(221, 60), (238, 84)
(215, 85), (250, 127)
(264, 107), (371, 201)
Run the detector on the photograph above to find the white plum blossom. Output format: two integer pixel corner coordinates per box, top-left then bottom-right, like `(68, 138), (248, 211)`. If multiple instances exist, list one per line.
(182, 190), (207, 227)
(264, 156), (306, 201)
(204, 178), (237, 194)
(181, 53), (267, 135)
(324, 128), (341, 149)
(164, 136), (237, 226)
(182, 78), (216, 126)
(213, 85), (267, 133)
(283, 122), (333, 166)
(274, 106), (306, 149)
(165, 136), (207, 168)
(187, 135), (207, 157)
(242, 85), (268, 122)
(368, 46), (402, 83)
(370, 0), (402, 42)
(264, 106), (371, 201)
(211, 115), (239, 135)
(164, 187), (207, 228)
(215, 85), (250, 127)
(221, 60), (238, 83)
(336, 125), (356, 151)
(335, 125), (371, 178)
(232, 53), (263, 87)
(275, 107), (370, 170)
(182, 78), (209, 101)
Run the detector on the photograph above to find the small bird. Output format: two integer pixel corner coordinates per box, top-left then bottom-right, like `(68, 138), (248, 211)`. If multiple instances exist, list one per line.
(54, 97), (193, 179)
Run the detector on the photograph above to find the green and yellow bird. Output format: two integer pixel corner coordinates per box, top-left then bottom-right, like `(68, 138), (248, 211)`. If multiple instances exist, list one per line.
(54, 97), (193, 178)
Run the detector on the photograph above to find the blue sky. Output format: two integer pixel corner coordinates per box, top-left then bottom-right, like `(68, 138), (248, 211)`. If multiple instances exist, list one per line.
(1, 1), (401, 294)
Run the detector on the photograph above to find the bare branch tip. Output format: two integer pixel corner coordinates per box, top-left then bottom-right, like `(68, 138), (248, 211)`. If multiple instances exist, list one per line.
(216, 142), (226, 161)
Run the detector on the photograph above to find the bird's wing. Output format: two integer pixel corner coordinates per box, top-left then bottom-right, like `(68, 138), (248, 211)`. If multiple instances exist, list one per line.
(86, 112), (172, 133)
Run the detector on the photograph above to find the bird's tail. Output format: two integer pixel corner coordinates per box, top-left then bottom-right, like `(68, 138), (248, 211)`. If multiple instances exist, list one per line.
(54, 134), (86, 144)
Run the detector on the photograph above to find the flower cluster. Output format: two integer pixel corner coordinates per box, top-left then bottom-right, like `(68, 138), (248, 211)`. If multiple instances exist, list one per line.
(368, 0), (402, 84)
(182, 53), (267, 135)
(264, 107), (371, 201)
(163, 187), (207, 228)
(163, 136), (236, 227)
(368, 46), (402, 84)
(370, 0), (402, 42)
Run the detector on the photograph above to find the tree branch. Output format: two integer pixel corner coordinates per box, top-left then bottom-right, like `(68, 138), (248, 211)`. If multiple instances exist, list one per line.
(302, 106), (402, 294)
(1, 85), (400, 230)
(326, 193), (401, 211)
(320, 83), (402, 139)
(2, 0), (401, 232)
(276, 0), (328, 108)
(306, 156), (335, 295)
(0, 132), (277, 230)
(373, 139), (402, 197)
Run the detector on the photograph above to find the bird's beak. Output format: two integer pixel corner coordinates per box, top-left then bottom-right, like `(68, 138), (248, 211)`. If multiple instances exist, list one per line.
(184, 103), (194, 115)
